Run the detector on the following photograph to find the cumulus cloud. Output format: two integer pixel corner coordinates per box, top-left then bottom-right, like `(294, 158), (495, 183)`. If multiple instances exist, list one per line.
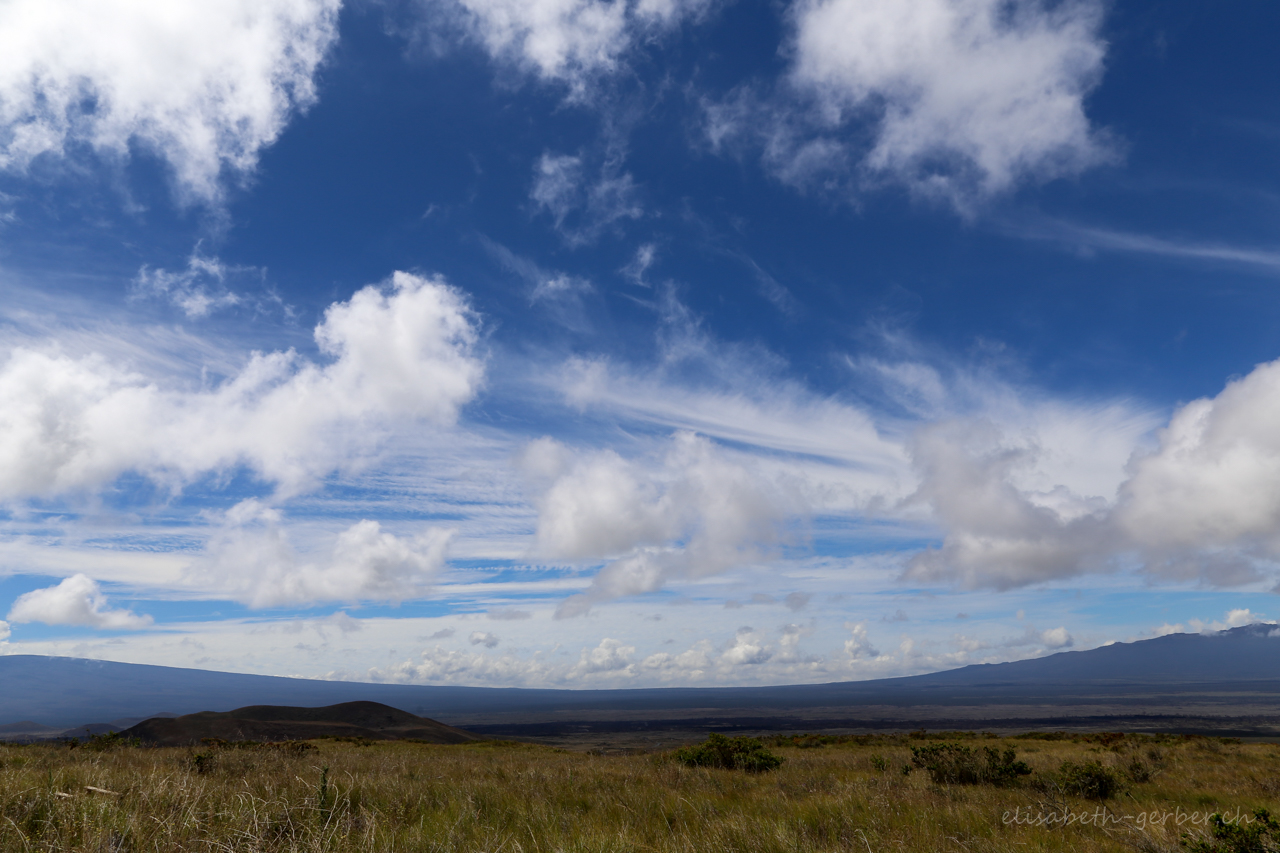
(710, 0), (1111, 206)
(195, 499), (454, 607)
(1039, 626), (1073, 649)
(904, 418), (1115, 589)
(7, 574), (152, 630)
(365, 620), (1055, 688)
(1170, 608), (1277, 635)
(372, 637), (640, 685)
(1117, 360), (1280, 582)
(469, 631), (500, 648)
(844, 621), (880, 660)
(423, 0), (713, 95)
(0, 0), (339, 202)
(908, 357), (1280, 590)
(641, 639), (714, 679)
(0, 271), (483, 502)
(720, 627), (772, 666)
(373, 644), (553, 685)
(519, 431), (796, 617)
(569, 637), (635, 676)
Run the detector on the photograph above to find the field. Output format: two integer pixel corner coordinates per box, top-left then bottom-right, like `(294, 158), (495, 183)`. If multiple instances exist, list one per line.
(1, 732), (1278, 852)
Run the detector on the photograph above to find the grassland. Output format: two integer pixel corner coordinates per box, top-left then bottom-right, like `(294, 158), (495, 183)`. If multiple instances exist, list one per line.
(1, 731), (1277, 852)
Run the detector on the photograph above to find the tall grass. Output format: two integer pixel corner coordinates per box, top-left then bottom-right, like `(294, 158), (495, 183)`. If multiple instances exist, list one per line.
(0, 733), (1276, 851)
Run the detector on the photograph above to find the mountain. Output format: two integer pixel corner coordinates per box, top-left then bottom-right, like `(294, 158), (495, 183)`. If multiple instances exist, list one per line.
(3, 625), (1279, 733)
(122, 701), (479, 746)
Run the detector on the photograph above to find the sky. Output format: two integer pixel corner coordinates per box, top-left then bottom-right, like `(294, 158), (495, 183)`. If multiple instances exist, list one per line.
(0, 0), (1278, 690)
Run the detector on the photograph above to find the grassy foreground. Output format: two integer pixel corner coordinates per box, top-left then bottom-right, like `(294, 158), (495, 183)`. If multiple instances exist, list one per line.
(1, 732), (1278, 852)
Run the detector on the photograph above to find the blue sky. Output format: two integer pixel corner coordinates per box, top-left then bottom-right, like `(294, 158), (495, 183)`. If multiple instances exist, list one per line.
(0, 0), (1278, 688)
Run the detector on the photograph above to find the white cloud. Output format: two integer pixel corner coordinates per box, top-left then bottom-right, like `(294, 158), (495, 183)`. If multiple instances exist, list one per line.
(0, 0), (340, 202)
(132, 250), (271, 319)
(903, 418), (1116, 589)
(521, 432), (796, 617)
(530, 151), (642, 245)
(843, 621), (880, 660)
(904, 356), (1280, 589)
(1118, 360), (1280, 582)
(324, 611), (364, 634)
(569, 637), (635, 676)
(487, 608), (533, 620)
(784, 591), (810, 612)
(0, 620), (9, 642)
(373, 644), (554, 685)
(1184, 608), (1275, 635)
(709, 0), (1111, 206)
(720, 627), (771, 666)
(641, 640), (714, 679)
(195, 499), (454, 607)
(427, 0), (712, 95)
(0, 271), (483, 501)
(1039, 626), (1073, 648)
(791, 0), (1111, 199)
(469, 631), (500, 648)
(1225, 608), (1266, 628)
(478, 236), (594, 330)
(7, 573), (152, 630)
(620, 243), (656, 286)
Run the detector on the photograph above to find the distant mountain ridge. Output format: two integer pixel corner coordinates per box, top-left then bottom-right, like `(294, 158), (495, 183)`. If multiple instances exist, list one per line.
(123, 701), (480, 746)
(3, 625), (1279, 730)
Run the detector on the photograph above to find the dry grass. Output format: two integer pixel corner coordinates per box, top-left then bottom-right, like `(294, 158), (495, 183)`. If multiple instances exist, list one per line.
(0, 732), (1277, 852)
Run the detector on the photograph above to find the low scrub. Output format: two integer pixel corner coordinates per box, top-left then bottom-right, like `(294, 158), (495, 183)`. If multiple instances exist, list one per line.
(1182, 808), (1280, 853)
(909, 742), (1031, 786)
(1058, 760), (1123, 801)
(673, 733), (783, 772)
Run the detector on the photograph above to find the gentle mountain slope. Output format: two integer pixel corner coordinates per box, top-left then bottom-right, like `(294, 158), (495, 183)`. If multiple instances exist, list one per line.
(4, 625), (1279, 728)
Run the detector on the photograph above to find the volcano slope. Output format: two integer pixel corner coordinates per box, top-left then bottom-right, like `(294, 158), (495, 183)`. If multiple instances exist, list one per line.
(122, 701), (480, 746)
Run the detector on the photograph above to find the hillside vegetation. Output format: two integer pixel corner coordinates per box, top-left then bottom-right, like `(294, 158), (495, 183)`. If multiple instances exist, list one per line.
(1, 731), (1278, 852)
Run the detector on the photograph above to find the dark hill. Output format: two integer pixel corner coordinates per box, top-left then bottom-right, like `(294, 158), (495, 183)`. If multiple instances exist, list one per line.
(124, 701), (480, 746)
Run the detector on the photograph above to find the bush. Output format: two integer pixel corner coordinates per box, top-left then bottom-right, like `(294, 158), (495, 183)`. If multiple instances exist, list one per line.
(73, 730), (141, 751)
(1059, 760), (1122, 800)
(909, 743), (1031, 786)
(674, 733), (783, 772)
(1182, 808), (1280, 853)
(1125, 754), (1153, 783)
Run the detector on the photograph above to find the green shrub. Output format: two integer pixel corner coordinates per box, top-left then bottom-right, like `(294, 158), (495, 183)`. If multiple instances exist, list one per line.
(1182, 808), (1280, 853)
(674, 733), (783, 772)
(1125, 754), (1153, 783)
(76, 730), (141, 751)
(1058, 760), (1122, 800)
(909, 743), (1031, 786)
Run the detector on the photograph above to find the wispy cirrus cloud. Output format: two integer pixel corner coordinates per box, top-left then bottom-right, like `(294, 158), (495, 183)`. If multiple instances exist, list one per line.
(1008, 218), (1280, 274)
